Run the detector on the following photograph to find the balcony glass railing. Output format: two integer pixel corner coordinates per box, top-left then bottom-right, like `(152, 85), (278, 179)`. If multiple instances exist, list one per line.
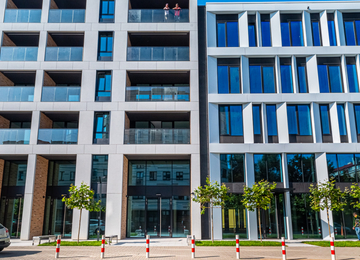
(38, 129), (78, 144)
(48, 9), (85, 23)
(124, 129), (190, 144)
(0, 87), (34, 102)
(126, 86), (190, 101)
(0, 129), (30, 144)
(128, 9), (189, 23)
(45, 47), (83, 61)
(127, 47), (189, 61)
(42, 86), (80, 102)
(4, 9), (41, 23)
(0, 47), (38, 61)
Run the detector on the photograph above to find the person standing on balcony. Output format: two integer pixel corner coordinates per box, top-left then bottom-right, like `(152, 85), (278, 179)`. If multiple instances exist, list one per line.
(173, 3), (181, 22)
(164, 3), (170, 22)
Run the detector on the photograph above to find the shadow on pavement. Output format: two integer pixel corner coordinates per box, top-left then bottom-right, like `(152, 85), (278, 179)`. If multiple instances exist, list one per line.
(0, 250), (41, 258)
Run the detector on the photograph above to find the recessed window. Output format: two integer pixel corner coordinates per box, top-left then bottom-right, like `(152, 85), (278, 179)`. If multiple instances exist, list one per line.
(253, 105), (262, 143)
(254, 154), (282, 182)
(98, 32), (113, 61)
(287, 105), (313, 143)
(343, 13), (360, 46)
(219, 105), (243, 143)
(217, 15), (239, 47)
(281, 14), (304, 47)
(248, 14), (257, 47)
(317, 57), (343, 93)
(280, 58), (293, 93)
(249, 58), (276, 93)
(346, 57), (359, 93)
(319, 104), (332, 143)
(261, 14), (271, 47)
(337, 104), (348, 143)
(296, 58), (308, 93)
(217, 59), (240, 93)
(311, 13), (322, 46)
(354, 104), (360, 142)
(93, 112), (110, 144)
(266, 104), (278, 143)
(327, 13), (337, 46)
(95, 71), (112, 101)
(100, 0), (114, 23)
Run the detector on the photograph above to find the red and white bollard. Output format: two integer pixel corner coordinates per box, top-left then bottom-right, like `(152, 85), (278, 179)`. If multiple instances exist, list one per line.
(191, 235), (195, 258)
(101, 235), (105, 259)
(55, 235), (61, 259)
(269, 227), (272, 236)
(335, 227), (337, 236)
(318, 227), (322, 236)
(301, 227), (304, 235)
(146, 235), (150, 258)
(281, 237), (286, 260)
(235, 235), (240, 259)
(330, 236), (336, 260)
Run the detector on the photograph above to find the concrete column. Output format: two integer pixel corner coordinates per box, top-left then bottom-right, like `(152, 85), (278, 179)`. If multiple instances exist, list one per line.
(241, 56), (250, 94)
(191, 153), (202, 239)
(85, 0), (100, 23)
(312, 103), (323, 143)
(207, 12), (217, 48)
(114, 0), (127, 23)
(356, 55), (360, 90)
(282, 153), (293, 240)
(72, 154), (92, 240)
(208, 56), (217, 94)
(38, 31), (48, 62)
(209, 103), (219, 143)
(270, 11), (282, 47)
(112, 70), (126, 102)
(341, 55), (349, 93)
(291, 56), (298, 93)
(0, 0), (5, 23)
(309, 102), (316, 143)
(256, 12), (262, 47)
(335, 10), (345, 46)
(81, 70), (96, 102)
(307, 55), (320, 93)
(329, 102), (341, 143)
(77, 111), (94, 145)
(303, 11), (312, 47)
(243, 103), (253, 143)
(320, 11), (330, 47)
(29, 111), (40, 145)
(33, 70), (43, 102)
(83, 31), (98, 62)
(109, 111), (124, 145)
(120, 156), (128, 239)
(245, 153), (257, 240)
(275, 56), (281, 93)
(347, 102), (358, 143)
(261, 103), (268, 143)
(239, 12), (248, 47)
(209, 153), (222, 240)
(277, 103), (289, 143)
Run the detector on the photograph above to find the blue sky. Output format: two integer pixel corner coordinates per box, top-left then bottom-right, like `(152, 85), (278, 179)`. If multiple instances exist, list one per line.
(198, 0), (344, 6)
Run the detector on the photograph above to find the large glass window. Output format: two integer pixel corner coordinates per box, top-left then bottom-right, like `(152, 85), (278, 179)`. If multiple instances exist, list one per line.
(337, 104), (348, 142)
(296, 58), (308, 93)
(317, 57), (343, 93)
(287, 105), (312, 142)
(266, 104), (278, 143)
(346, 57), (359, 93)
(219, 105), (243, 137)
(47, 161), (76, 187)
(287, 154), (316, 182)
(217, 59), (240, 94)
(254, 154), (282, 182)
(354, 105), (360, 141)
(100, 0), (114, 22)
(220, 154), (244, 183)
(311, 13), (322, 46)
(249, 58), (276, 93)
(93, 112), (110, 144)
(327, 13), (337, 46)
(98, 32), (113, 60)
(280, 58), (293, 93)
(327, 154), (360, 182)
(343, 13), (360, 46)
(223, 194), (247, 239)
(253, 105), (262, 143)
(95, 71), (112, 101)
(319, 104), (332, 143)
(281, 14), (304, 46)
(248, 14), (257, 47)
(333, 194), (359, 239)
(261, 14), (271, 47)
(217, 15), (239, 47)
(1, 161), (27, 187)
(127, 196), (146, 237)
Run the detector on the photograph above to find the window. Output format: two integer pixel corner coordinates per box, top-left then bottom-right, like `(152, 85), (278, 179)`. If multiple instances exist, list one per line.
(319, 104), (332, 143)
(327, 13), (337, 46)
(354, 105), (360, 142)
(287, 105), (313, 143)
(261, 14), (271, 47)
(317, 57), (343, 93)
(346, 57), (359, 93)
(254, 154), (282, 182)
(343, 13), (360, 46)
(280, 58), (293, 93)
(93, 112), (110, 144)
(327, 154), (360, 182)
(253, 105), (262, 143)
(220, 154), (244, 182)
(95, 71), (112, 101)
(219, 105), (243, 143)
(98, 32), (113, 61)
(217, 59), (240, 93)
(287, 154), (316, 182)
(100, 0), (114, 22)
(248, 14), (257, 47)
(223, 194), (247, 239)
(217, 15), (239, 47)
(266, 104), (278, 143)
(296, 58), (308, 93)
(163, 171), (171, 181)
(281, 14), (304, 46)
(337, 104), (348, 143)
(249, 58), (276, 93)
(311, 13), (322, 46)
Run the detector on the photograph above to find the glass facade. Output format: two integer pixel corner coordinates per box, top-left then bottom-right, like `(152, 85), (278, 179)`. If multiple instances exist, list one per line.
(93, 112), (110, 144)
(220, 154), (244, 183)
(333, 195), (359, 239)
(95, 71), (112, 101)
(287, 105), (312, 136)
(261, 14), (271, 47)
(217, 59), (240, 94)
(343, 13), (360, 46)
(327, 13), (337, 46)
(318, 58), (343, 93)
(311, 13), (322, 46)
(346, 57), (359, 93)
(249, 58), (275, 93)
(217, 15), (239, 47)
(287, 154), (316, 182)
(219, 105), (243, 136)
(223, 194), (247, 239)
(281, 14), (304, 46)
(266, 104), (278, 142)
(248, 15), (257, 47)
(296, 58), (308, 93)
(98, 32), (113, 60)
(327, 154), (360, 182)
(280, 58), (293, 93)
(254, 154), (282, 182)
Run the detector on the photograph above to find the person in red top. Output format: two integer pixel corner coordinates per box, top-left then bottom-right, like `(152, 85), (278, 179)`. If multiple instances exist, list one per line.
(173, 3), (181, 22)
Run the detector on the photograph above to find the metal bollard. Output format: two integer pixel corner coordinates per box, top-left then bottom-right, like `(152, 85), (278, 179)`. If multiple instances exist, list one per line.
(269, 227), (272, 236)
(235, 235), (240, 259)
(330, 237), (336, 260)
(101, 235), (105, 259)
(335, 227), (337, 236)
(55, 235), (61, 259)
(318, 227), (321, 236)
(191, 235), (195, 258)
(301, 227), (304, 235)
(146, 235), (150, 258)
(281, 237), (286, 260)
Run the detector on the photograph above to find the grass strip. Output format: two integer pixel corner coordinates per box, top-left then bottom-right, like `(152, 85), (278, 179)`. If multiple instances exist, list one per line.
(303, 241), (360, 247)
(195, 241), (281, 246)
(38, 241), (106, 246)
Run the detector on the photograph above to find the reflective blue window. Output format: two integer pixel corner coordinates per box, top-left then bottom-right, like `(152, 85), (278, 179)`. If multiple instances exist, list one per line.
(98, 32), (113, 60)
(217, 15), (239, 47)
(95, 71), (112, 101)
(218, 59), (240, 94)
(250, 58), (276, 93)
(280, 58), (293, 93)
(227, 22), (239, 47)
(219, 105), (243, 136)
(287, 105), (298, 134)
(220, 154), (244, 183)
(217, 22), (226, 47)
(261, 14), (271, 47)
(287, 105), (312, 136)
(319, 105), (331, 135)
(93, 112), (110, 144)
(337, 104), (347, 136)
(297, 58), (308, 93)
(218, 66), (229, 93)
(287, 154), (316, 182)
(248, 15), (257, 47)
(100, 0), (114, 22)
(346, 57), (359, 93)
(327, 154), (360, 182)
(281, 15), (304, 47)
(354, 105), (360, 135)
(254, 154), (282, 182)
(253, 105), (262, 135)
(249, 65), (262, 93)
(328, 13), (337, 46)
(317, 58), (343, 93)
(266, 105), (278, 136)
(343, 14), (360, 46)
(311, 14), (322, 46)
(263, 67), (275, 93)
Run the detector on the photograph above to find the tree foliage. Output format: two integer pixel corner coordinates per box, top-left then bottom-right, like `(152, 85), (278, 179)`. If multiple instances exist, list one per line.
(350, 183), (360, 209)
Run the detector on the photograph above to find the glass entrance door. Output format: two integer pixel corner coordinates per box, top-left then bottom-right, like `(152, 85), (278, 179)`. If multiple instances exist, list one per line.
(146, 197), (171, 237)
(0, 197), (23, 238)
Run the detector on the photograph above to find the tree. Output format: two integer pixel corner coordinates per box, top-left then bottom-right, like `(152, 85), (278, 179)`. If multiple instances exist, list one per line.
(349, 183), (360, 209)
(62, 182), (102, 243)
(192, 177), (229, 243)
(309, 178), (348, 238)
(241, 180), (276, 242)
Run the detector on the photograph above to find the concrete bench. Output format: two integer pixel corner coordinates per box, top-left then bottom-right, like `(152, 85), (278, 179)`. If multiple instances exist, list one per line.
(105, 235), (118, 245)
(32, 235), (57, 245)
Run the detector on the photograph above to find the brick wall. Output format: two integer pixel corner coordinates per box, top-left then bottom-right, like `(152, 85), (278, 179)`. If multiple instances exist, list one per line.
(125, 113), (130, 129)
(0, 72), (14, 86)
(43, 72), (56, 86)
(0, 116), (10, 129)
(0, 159), (4, 198)
(121, 156), (128, 239)
(39, 113), (53, 129)
(29, 156), (49, 238)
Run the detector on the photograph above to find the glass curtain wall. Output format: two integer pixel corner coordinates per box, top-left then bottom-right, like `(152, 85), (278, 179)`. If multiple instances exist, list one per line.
(216, 15), (239, 47)
(343, 13), (360, 46)
(217, 59), (240, 94)
(220, 154), (245, 183)
(287, 154), (316, 182)
(318, 57), (343, 93)
(254, 154), (282, 182)
(261, 14), (271, 47)
(333, 194), (359, 239)
(249, 58), (276, 93)
(223, 194), (247, 239)
(346, 57), (359, 93)
(281, 14), (304, 46)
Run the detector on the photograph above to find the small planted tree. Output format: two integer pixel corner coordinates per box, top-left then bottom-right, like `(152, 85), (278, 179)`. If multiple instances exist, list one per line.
(62, 182), (102, 243)
(309, 178), (348, 238)
(350, 183), (360, 209)
(192, 177), (229, 243)
(241, 180), (276, 242)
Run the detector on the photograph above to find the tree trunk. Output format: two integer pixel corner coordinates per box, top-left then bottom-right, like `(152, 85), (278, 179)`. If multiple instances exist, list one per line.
(211, 204), (214, 243)
(326, 207), (331, 238)
(78, 209), (82, 243)
(258, 208), (262, 243)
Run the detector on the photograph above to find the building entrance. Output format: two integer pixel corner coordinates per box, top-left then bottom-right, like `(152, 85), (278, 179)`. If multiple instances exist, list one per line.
(146, 197), (172, 237)
(0, 196), (23, 237)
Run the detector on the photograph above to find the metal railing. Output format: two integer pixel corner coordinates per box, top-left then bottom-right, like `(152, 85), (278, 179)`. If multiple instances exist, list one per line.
(124, 129), (190, 144)
(41, 86), (80, 102)
(0, 129), (30, 144)
(0, 47), (38, 61)
(0, 87), (34, 102)
(128, 9), (189, 23)
(125, 86), (190, 101)
(45, 47), (83, 61)
(127, 47), (189, 61)
(48, 9), (85, 23)
(4, 9), (41, 23)
(38, 129), (78, 144)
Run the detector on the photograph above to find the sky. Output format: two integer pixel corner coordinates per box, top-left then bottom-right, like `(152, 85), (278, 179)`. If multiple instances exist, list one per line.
(198, 0), (347, 6)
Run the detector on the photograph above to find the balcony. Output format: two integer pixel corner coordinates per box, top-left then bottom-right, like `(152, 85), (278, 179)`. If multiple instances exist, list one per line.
(45, 47), (83, 61)
(42, 86), (80, 102)
(124, 129), (190, 144)
(1, 32), (39, 61)
(4, 9), (41, 23)
(48, 9), (85, 23)
(0, 129), (30, 144)
(127, 47), (189, 61)
(126, 86), (189, 101)
(0, 47), (38, 61)
(0, 87), (34, 102)
(128, 9), (189, 23)
(38, 129), (78, 144)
